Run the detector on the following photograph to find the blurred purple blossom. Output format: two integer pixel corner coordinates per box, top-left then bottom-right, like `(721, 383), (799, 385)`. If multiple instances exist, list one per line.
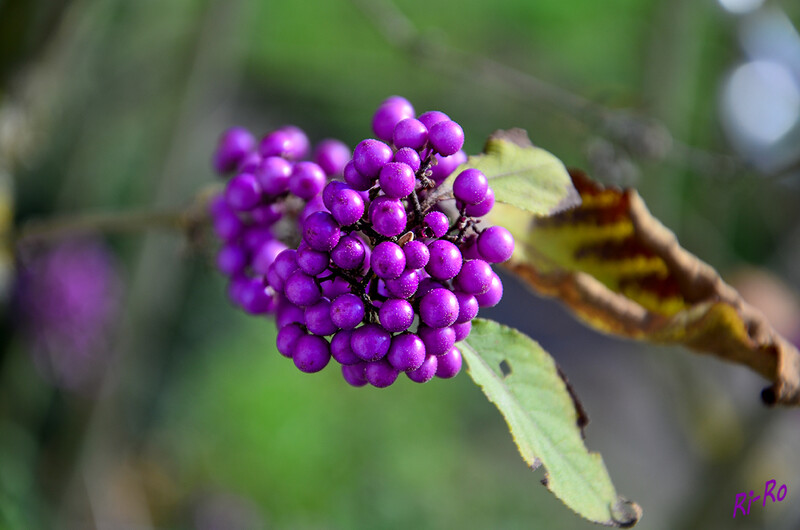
(15, 239), (123, 390)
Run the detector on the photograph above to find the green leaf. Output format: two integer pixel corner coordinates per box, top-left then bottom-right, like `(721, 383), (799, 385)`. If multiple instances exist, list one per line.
(461, 319), (641, 527)
(447, 129), (581, 216)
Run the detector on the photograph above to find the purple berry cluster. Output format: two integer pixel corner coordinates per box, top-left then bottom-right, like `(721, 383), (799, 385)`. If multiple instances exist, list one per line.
(210, 125), (352, 315)
(211, 97), (514, 388)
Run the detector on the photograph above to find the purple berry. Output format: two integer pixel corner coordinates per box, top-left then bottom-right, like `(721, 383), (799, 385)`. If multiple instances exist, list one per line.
(237, 152), (261, 173)
(418, 325), (456, 357)
(331, 330), (361, 365)
(251, 203), (283, 226)
(423, 211), (450, 238)
(477, 226), (515, 263)
(419, 288), (460, 328)
(225, 173), (261, 211)
(475, 272), (503, 307)
(277, 125), (310, 160)
(322, 180), (350, 210)
(365, 359), (399, 388)
(331, 235), (366, 270)
(289, 161), (326, 200)
(393, 118), (428, 150)
(313, 139), (351, 176)
(343, 160), (373, 191)
(428, 120), (464, 157)
(385, 269), (419, 299)
(387, 333), (426, 372)
(406, 354), (438, 383)
(293, 335), (331, 373)
(259, 130), (293, 158)
(402, 240), (430, 270)
(252, 239), (288, 275)
(296, 244), (330, 276)
(378, 299), (414, 333)
(418, 111), (450, 130)
(256, 156), (292, 196)
(379, 162), (415, 198)
(453, 168), (489, 205)
(454, 292), (479, 323)
(464, 187), (495, 217)
(214, 127), (255, 173)
(305, 298), (337, 336)
(216, 243), (247, 276)
(429, 150), (467, 184)
(455, 259), (493, 295)
(342, 363), (368, 387)
(371, 241), (406, 280)
(273, 249), (299, 282)
(393, 147), (421, 172)
(277, 323), (306, 358)
(303, 211), (341, 252)
(284, 270), (321, 307)
(330, 293), (365, 330)
(369, 197), (407, 237)
(452, 321), (472, 342)
(426, 240), (463, 280)
(350, 323), (391, 362)
(372, 96), (415, 142)
(416, 277), (444, 299)
(275, 298), (305, 328)
(321, 276), (352, 299)
(435, 346), (462, 378)
(238, 278), (274, 314)
(353, 139), (393, 178)
(329, 187), (365, 226)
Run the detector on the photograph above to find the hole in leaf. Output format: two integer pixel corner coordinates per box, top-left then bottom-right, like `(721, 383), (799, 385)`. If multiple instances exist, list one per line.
(499, 359), (512, 377)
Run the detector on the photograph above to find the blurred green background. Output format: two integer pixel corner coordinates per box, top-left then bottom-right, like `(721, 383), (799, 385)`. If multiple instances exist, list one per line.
(1, 0), (800, 529)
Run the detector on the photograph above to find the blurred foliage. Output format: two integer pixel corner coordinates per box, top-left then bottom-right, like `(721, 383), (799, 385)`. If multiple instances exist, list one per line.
(1, 0), (799, 529)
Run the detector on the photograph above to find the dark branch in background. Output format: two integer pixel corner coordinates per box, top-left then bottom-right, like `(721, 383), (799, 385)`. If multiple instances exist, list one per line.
(349, 0), (772, 181)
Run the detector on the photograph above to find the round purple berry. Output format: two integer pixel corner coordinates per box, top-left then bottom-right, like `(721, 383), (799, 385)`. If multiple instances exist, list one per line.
(350, 323), (392, 362)
(330, 293), (365, 330)
(303, 212), (341, 252)
(275, 297), (305, 328)
(455, 259), (493, 295)
(273, 249), (299, 282)
(343, 160), (373, 191)
(289, 161), (327, 200)
(419, 288), (460, 328)
(313, 139), (351, 176)
(418, 325), (456, 357)
(371, 241), (406, 280)
(393, 147), (421, 172)
(225, 173), (261, 211)
(417, 111), (450, 130)
(256, 156), (292, 196)
(464, 187), (495, 217)
(452, 321), (472, 342)
(238, 278), (274, 315)
(284, 270), (321, 307)
(387, 333), (426, 372)
(378, 299), (414, 333)
(477, 226), (515, 263)
(305, 298), (337, 336)
(406, 354), (438, 383)
(429, 150), (467, 184)
(369, 197), (407, 238)
(475, 272), (503, 307)
(342, 363), (368, 387)
(293, 335), (331, 373)
(331, 330), (361, 365)
(453, 169), (489, 205)
(423, 211), (450, 238)
(403, 240), (429, 270)
(426, 240), (463, 280)
(385, 269), (419, 299)
(216, 243), (247, 276)
(372, 96), (415, 142)
(454, 292), (479, 323)
(365, 359), (399, 388)
(393, 118), (428, 150)
(428, 120), (464, 157)
(296, 244), (330, 276)
(331, 235), (366, 270)
(329, 187), (365, 226)
(379, 162), (415, 198)
(435, 346), (462, 378)
(353, 139), (393, 178)
(214, 127), (255, 173)
(252, 239), (288, 275)
(277, 323), (306, 358)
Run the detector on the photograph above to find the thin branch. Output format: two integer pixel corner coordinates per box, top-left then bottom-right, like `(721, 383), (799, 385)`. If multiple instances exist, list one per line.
(350, 0), (758, 180)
